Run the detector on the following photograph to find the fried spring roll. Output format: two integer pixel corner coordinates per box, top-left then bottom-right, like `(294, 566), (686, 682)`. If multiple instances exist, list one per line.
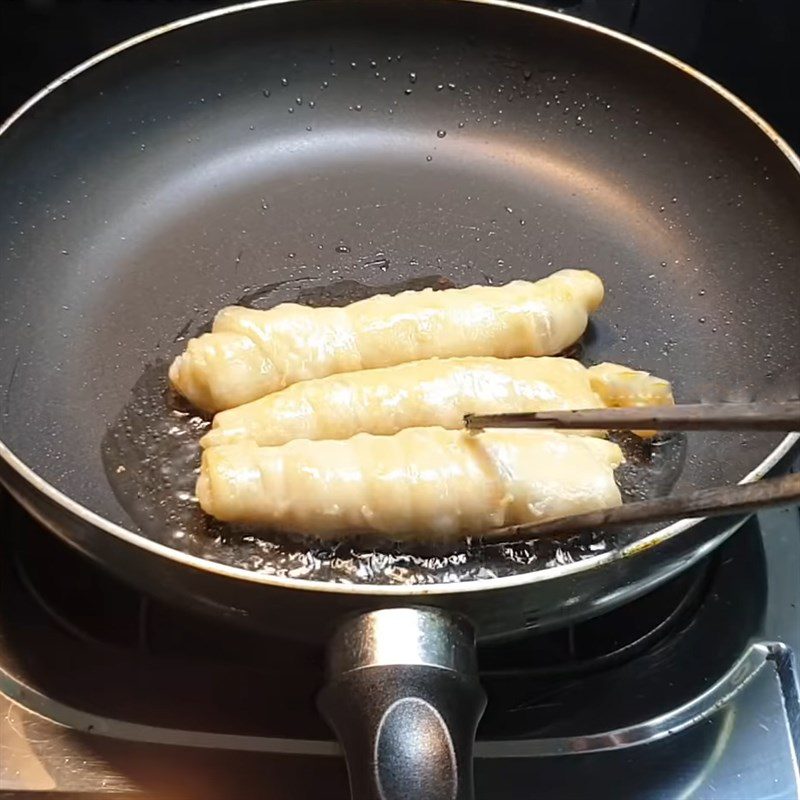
(196, 428), (624, 540)
(201, 357), (672, 449)
(588, 362), (675, 437)
(170, 269), (604, 413)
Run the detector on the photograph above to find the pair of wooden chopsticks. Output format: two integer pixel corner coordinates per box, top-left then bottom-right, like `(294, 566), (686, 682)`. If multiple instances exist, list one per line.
(464, 401), (800, 433)
(463, 401), (800, 543)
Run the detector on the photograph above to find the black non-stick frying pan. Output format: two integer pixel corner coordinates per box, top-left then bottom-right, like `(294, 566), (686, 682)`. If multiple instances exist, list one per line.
(1, 1), (799, 797)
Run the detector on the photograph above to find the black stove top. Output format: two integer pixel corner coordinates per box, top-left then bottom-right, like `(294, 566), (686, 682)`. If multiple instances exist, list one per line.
(1, 486), (799, 798)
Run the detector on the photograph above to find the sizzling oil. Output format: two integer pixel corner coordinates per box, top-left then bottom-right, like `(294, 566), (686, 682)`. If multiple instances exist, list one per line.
(103, 276), (686, 585)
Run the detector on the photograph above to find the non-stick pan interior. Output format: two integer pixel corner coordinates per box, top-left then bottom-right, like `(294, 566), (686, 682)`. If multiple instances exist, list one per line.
(1, 0), (798, 582)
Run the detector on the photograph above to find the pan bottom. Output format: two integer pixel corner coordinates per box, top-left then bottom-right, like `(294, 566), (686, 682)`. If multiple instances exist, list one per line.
(102, 277), (686, 585)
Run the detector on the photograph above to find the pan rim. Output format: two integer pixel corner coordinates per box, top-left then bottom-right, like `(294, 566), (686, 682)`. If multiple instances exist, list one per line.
(1, 0), (799, 597)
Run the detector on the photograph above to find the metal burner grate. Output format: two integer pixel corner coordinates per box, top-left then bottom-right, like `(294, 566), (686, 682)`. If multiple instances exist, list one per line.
(479, 560), (711, 679)
(6, 487), (711, 679)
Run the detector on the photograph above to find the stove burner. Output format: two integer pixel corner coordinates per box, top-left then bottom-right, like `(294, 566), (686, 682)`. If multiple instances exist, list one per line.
(8, 488), (708, 678)
(479, 563), (710, 679)
(0, 486), (769, 746)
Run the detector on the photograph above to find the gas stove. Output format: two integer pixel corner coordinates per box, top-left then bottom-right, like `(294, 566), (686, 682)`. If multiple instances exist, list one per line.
(2, 1), (799, 797)
(1, 487), (799, 798)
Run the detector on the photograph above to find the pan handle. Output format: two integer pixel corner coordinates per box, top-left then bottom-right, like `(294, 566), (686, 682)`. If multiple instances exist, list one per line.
(318, 607), (486, 800)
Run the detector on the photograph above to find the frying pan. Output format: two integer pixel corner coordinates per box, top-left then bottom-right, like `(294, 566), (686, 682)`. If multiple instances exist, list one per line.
(1, 1), (799, 797)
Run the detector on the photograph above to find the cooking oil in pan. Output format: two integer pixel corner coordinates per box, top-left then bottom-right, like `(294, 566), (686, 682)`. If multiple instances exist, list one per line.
(102, 277), (686, 585)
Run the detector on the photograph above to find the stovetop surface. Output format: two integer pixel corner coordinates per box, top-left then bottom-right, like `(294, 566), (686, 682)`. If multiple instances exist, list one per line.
(1, 1), (799, 797)
(1, 488), (799, 798)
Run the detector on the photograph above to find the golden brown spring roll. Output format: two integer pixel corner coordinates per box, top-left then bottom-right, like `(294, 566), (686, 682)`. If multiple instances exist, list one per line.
(588, 362), (675, 437)
(202, 357), (672, 449)
(196, 428), (624, 540)
(170, 269), (604, 413)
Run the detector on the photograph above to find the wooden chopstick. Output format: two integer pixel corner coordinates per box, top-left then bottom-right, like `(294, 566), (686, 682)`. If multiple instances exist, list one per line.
(486, 471), (800, 544)
(464, 401), (800, 433)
